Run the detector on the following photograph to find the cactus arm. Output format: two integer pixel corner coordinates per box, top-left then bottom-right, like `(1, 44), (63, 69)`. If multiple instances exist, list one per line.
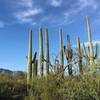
(95, 43), (99, 59)
(32, 52), (37, 63)
(82, 42), (88, 58)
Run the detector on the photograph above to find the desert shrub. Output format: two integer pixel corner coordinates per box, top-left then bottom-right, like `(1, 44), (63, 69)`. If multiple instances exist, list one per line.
(0, 74), (27, 100)
(25, 74), (100, 100)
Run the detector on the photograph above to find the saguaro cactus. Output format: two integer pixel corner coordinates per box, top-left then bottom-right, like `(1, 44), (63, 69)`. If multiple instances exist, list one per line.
(39, 28), (44, 77)
(32, 52), (37, 80)
(94, 43), (99, 59)
(32, 59), (38, 79)
(59, 29), (64, 76)
(82, 42), (88, 58)
(64, 34), (73, 75)
(77, 37), (83, 74)
(45, 28), (50, 77)
(86, 16), (94, 64)
(27, 29), (32, 85)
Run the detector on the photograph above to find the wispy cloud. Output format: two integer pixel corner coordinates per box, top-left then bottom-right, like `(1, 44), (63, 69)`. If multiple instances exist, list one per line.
(13, 0), (43, 24)
(50, 0), (62, 7)
(64, 0), (98, 19)
(14, 8), (42, 23)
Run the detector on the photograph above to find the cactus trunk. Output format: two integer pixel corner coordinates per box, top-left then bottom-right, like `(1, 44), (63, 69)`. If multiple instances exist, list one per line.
(45, 28), (50, 77)
(86, 16), (94, 64)
(34, 59), (38, 78)
(27, 29), (32, 85)
(77, 37), (83, 74)
(39, 28), (44, 77)
(32, 52), (37, 80)
(59, 29), (64, 76)
(64, 34), (73, 75)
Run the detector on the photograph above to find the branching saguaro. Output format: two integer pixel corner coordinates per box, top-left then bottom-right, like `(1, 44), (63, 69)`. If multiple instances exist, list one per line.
(27, 29), (32, 85)
(45, 28), (50, 77)
(39, 28), (44, 77)
(77, 37), (83, 74)
(64, 34), (73, 75)
(86, 16), (94, 64)
(59, 29), (64, 76)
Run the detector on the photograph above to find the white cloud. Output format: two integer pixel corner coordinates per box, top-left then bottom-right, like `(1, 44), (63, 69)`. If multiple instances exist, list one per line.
(0, 21), (5, 28)
(14, 8), (42, 23)
(64, 0), (98, 18)
(50, 0), (62, 7)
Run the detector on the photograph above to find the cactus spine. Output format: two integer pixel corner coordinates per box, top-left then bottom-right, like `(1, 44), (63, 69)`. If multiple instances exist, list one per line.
(39, 28), (44, 77)
(86, 16), (94, 64)
(59, 29), (64, 76)
(45, 28), (50, 77)
(64, 34), (73, 75)
(77, 37), (83, 74)
(27, 29), (32, 85)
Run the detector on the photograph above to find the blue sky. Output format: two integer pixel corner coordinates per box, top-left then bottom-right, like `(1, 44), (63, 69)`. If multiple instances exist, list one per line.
(0, 0), (100, 71)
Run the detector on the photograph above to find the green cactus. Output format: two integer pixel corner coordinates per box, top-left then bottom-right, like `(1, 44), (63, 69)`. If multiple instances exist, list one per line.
(94, 43), (99, 59)
(33, 59), (38, 79)
(86, 16), (94, 64)
(86, 16), (99, 64)
(64, 34), (73, 75)
(59, 29), (64, 76)
(82, 42), (88, 58)
(39, 28), (44, 77)
(45, 28), (50, 77)
(27, 29), (32, 85)
(77, 37), (83, 74)
(32, 52), (37, 80)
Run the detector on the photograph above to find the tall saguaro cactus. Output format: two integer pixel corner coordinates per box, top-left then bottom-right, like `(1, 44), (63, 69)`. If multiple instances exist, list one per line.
(59, 29), (64, 76)
(64, 34), (73, 75)
(77, 37), (83, 74)
(86, 16), (94, 64)
(27, 29), (32, 85)
(39, 28), (44, 77)
(45, 28), (50, 77)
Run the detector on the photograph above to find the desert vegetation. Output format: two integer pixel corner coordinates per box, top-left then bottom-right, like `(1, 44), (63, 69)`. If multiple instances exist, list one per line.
(0, 16), (100, 100)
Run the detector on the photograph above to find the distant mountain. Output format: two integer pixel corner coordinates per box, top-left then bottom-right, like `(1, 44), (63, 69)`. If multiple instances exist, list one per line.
(0, 68), (25, 76)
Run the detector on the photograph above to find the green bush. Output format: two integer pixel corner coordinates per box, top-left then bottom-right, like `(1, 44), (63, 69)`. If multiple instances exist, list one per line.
(26, 74), (100, 100)
(0, 73), (100, 100)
